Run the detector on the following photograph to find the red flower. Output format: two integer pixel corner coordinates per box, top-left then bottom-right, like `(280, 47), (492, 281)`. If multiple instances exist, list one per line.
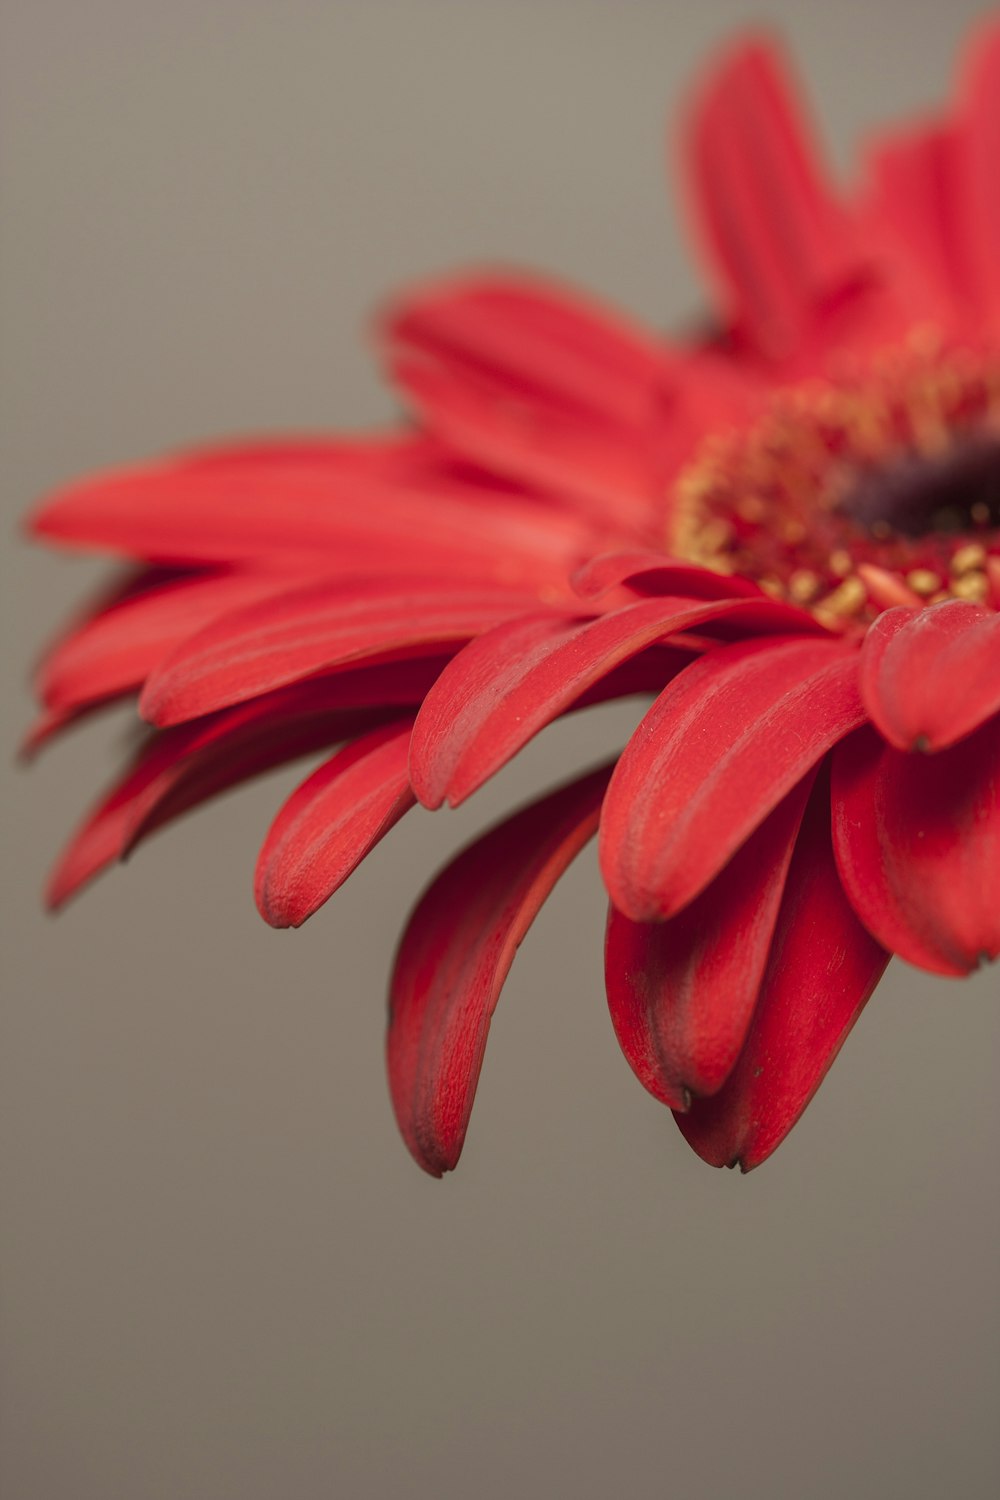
(27, 27), (999, 1176)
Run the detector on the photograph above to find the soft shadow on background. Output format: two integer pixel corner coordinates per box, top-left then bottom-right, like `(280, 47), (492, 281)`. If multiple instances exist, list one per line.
(2, 3), (998, 1497)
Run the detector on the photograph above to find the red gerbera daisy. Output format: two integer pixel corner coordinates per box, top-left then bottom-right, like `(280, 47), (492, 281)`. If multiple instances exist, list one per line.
(26, 26), (999, 1176)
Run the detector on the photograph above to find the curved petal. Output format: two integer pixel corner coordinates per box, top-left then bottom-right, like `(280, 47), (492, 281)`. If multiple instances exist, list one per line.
(387, 764), (612, 1177)
(859, 601), (1000, 753)
(572, 551), (764, 602)
(956, 21), (1000, 325)
(605, 773), (813, 1108)
(47, 660), (444, 908)
(832, 720), (1000, 975)
(411, 594), (820, 810)
(683, 36), (866, 358)
(677, 783), (890, 1170)
(255, 720), (416, 928)
(600, 635), (864, 921)
(139, 581), (537, 726)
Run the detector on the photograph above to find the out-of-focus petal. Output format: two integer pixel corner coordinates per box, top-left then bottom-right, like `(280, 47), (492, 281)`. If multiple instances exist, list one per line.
(832, 720), (1000, 975)
(387, 764), (611, 1177)
(139, 581), (538, 727)
(600, 635), (864, 921)
(956, 21), (1000, 325)
(683, 37), (867, 358)
(859, 601), (1000, 752)
(572, 551), (764, 602)
(605, 774), (812, 1108)
(255, 720), (416, 928)
(677, 785), (890, 1169)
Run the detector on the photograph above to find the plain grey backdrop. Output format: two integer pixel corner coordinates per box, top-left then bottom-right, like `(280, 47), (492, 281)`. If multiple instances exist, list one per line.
(2, 2), (998, 1497)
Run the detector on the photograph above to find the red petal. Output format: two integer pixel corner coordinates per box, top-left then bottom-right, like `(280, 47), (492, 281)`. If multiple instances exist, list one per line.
(572, 551), (764, 602)
(255, 720), (416, 928)
(382, 272), (667, 427)
(859, 601), (1000, 752)
(139, 581), (536, 726)
(605, 774), (812, 1108)
(47, 660), (444, 907)
(677, 785), (890, 1170)
(36, 570), (287, 711)
(684, 37), (866, 358)
(411, 595), (830, 810)
(600, 635), (864, 921)
(832, 720), (1000, 976)
(29, 450), (590, 584)
(957, 22), (1000, 323)
(386, 764), (612, 1177)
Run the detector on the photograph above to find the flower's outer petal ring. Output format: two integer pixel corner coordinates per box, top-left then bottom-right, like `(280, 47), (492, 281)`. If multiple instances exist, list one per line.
(958, 20), (1000, 325)
(832, 720), (1000, 976)
(47, 661), (445, 908)
(412, 595), (835, 812)
(600, 634), (865, 922)
(255, 720), (416, 929)
(605, 772), (813, 1108)
(859, 601), (1000, 753)
(387, 763), (612, 1177)
(677, 782), (890, 1170)
(139, 581), (541, 727)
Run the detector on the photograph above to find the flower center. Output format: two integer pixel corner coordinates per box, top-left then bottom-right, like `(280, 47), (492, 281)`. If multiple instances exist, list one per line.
(670, 337), (1000, 627)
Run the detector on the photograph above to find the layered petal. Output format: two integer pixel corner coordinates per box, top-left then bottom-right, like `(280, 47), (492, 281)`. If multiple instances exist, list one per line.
(387, 764), (611, 1177)
(858, 601), (1000, 752)
(140, 580), (538, 726)
(683, 37), (868, 359)
(832, 720), (1000, 975)
(605, 774), (812, 1108)
(255, 720), (416, 928)
(410, 594), (821, 810)
(677, 784), (890, 1169)
(600, 635), (865, 921)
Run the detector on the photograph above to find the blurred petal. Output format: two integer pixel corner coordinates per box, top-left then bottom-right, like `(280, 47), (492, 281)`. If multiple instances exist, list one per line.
(387, 764), (611, 1176)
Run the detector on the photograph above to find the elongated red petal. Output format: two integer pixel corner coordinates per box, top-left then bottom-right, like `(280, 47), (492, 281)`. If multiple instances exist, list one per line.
(387, 764), (612, 1177)
(600, 635), (864, 921)
(677, 786), (890, 1170)
(140, 581), (536, 726)
(255, 720), (416, 928)
(605, 774), (812, 1108)
(832, 721), (1000, 975)
(47, 660), (444, 907)
(859, 601), (1000, 753)
(37, 570), (288, 711)
(685, 37), (865, 358)
(957, 21), (1000, 324)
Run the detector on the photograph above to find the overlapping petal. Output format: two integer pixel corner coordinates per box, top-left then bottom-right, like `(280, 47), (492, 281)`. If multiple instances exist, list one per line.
(600, 635), (865, 921)
(832, 720), (1000, 975)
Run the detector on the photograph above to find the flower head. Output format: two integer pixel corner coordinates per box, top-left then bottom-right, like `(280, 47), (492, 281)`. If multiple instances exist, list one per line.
(27, 26), (999, 1176)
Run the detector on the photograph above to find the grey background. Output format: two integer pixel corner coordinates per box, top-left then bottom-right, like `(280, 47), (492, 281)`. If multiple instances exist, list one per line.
(2, 3), (998, 1497)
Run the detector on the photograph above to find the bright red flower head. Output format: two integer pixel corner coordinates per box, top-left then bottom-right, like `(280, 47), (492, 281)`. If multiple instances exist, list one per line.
(27, 26), (999, 1176)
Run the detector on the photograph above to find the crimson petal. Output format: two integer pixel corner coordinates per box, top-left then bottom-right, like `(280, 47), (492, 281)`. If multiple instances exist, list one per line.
(832, 720), (1000, 975)
(255, 720), (416, 928)
(677, 785), (890, 1170)
(600, 635), (864, 921)
(411, 595), (828, 810)
(605, 774), (813, 1109)
(685, 37), (865, 358)
(140, 580), (536, 726)
(387, 764), (612, 1177)
(859, 601), (1000, 753)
